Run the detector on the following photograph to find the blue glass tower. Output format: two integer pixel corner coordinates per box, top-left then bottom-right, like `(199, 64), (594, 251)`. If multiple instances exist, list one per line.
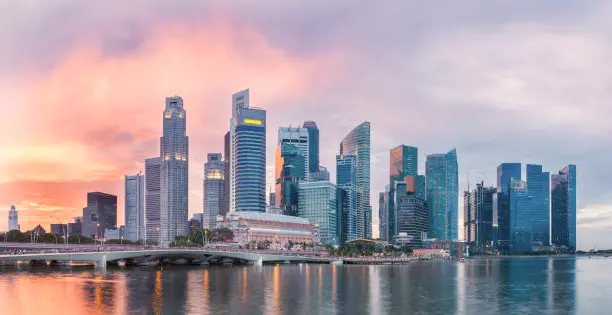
(387, 145), (420, 242)
(509, 165), (550, 252)
(234, 106), (266, 212)
(496, 163), (521, 250)
(275, 143), (306, 216)
(298, 181), (338, 245)
(425, 149), (458, 240)
(339, 122), (371, 239)
(337, 154), (357, 242)
(303, 121), (319, 174)
(552, 165), (576, 251)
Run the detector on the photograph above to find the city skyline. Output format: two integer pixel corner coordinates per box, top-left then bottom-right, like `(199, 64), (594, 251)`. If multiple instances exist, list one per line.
(0, 1), (607, 249)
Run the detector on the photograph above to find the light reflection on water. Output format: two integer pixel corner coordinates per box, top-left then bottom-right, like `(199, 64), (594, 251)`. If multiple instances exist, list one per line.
(0, 257), (609, 314)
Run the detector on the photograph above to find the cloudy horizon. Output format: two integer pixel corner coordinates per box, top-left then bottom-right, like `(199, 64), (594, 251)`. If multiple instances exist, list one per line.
(1, 1), (610, 249)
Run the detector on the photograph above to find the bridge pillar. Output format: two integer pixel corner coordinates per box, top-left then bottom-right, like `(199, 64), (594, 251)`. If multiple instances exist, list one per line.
(95, 255), (107, 269)
(254, 256), (263, 266)
(283, 260), (291, 264)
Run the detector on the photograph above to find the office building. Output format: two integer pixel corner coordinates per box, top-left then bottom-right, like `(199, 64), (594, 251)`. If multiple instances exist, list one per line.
(310, 165), (331, 182)
(303, 120), (319, 174)
(230, 89), (267, 212)
(221, 131), (230, 217)
(551, 165), (577, 251)
(496, 163), (521, 250)
(379, 190), (388, 241)
(203, 153), (224, 230)
(339, 122), (371, 239)
(393, 180), (428, 248)
(145, 157), (161, 243)
(278, 127), (309, 180)
(50, 224), (67, 236)
(298, 181), (338, 245)
(8, 205), (19, 231)
(387, 145), (421, 242)
(509, 165), (550, 252)
(125, 174), (145, 242)
(463, 182), (496, 250)
(336, 154), (357, 242)
(160, 96), (189, 245)
(67, 217), (82, 237)
(275, 142), (306, 216)
(269, 190), (276, 207)
(426, 149), (458, 240)
(82, 192), (117, 239)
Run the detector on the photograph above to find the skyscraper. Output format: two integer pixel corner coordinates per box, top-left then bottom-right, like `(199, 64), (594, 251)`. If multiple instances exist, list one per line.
(425, 149), (458, 240)
(378, 190), (388, 241)
(339, 122), (371, 239)
(160, 96), (189, 245)
(526, 164), (550, 247)
(230, 89), (266, 212)
(337, 154), (357, 242)
(221, 131), (230, 217)
(508, 164), (550, 252)
(125, 174), (145, 242)
(464, 182), (496, 250)
(298, 181), (338, 245)
(145, 157), (161, 243)
(8, 205), (19, 232)
(394, 181), (429, 248)
(496, 163), (521, 250)
(269, 190), (276, 207)
(203, 153), (224, 230)
(275, 143), (306, 216)
(82, 192), (117, 239)
(303, 120), (319, 174)
(277, 127), (309, 179)
(551, 165), (577, 251)
(387, 145), (420, 242)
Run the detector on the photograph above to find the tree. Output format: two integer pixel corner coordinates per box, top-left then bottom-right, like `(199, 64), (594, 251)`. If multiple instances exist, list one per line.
(211, 228), (234, 243)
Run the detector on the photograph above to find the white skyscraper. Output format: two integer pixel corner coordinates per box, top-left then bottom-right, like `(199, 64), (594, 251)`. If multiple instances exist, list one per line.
(8, 205), (19, 232)
(160, 96), (189, 245)
(145, 157), (161, 243)
(125, 173), (145, 242)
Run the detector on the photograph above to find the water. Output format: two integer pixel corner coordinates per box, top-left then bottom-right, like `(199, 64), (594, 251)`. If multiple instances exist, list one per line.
(0, 257), (609, 314)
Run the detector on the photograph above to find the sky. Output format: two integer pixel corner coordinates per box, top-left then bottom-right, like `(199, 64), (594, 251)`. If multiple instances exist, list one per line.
(1, 1), (611, 249)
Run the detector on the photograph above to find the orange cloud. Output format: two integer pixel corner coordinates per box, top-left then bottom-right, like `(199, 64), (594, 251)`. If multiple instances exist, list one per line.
(0, 19), (340, 231)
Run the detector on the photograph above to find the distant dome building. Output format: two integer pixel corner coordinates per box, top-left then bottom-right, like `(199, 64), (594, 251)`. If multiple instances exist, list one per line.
(8, 205), (19, 232)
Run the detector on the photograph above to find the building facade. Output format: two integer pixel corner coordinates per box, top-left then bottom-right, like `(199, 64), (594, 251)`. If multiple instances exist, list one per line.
(277, 127), (309, 180)
(378, 190), (388, 242)
(298, 181), (338, 245)
(230, 89), (267, 212)
(551, 165), (577, 251)
(303, 120), (319, 174)
(339, 122), (371, 239)
(82, 192), (117, 239)
(425, 149), (458, 240)
(160, 96), (189, 245)
(221, 131), (231, 217)
(8, 205), (19, 232)
(204, 153), (225, 230)
(145, 157), (162, 243)
(310, 165), (331, 182)
(125, 174), (145, 242)
(393, 181), (428, 248)
(464, 182), (496, 250)
(387, 145), (421, 243)
(275, 142), (306, 216)
(336, 154), (358, 242)
(509, 165), (550, 252)
(496, 163), (521, 250)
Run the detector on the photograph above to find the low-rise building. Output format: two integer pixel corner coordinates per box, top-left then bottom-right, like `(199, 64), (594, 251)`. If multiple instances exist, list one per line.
(218, 211), (320, 247)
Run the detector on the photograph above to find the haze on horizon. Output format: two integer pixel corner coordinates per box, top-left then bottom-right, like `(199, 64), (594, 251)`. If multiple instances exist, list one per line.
(0, 1), (610, 250)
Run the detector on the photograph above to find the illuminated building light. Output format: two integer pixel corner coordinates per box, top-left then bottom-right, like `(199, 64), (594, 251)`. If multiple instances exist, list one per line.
(243, 119), (262, 125)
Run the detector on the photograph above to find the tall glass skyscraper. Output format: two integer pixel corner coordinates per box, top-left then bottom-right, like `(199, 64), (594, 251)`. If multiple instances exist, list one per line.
(303, 120), (319, 174)
(275, 143), (306, 216)
(230, 89), (266, 212)
(425, 149), (458, 240)
(125, 174), (145, 242)
(298, 181), (338, 245)
(337, 154), (357, 242)
(160, 96), (189, 245)
(387, 145), (420, 242)
(339, 122), (371, 239)
(145, 157), (161, 243)
(203, 153), (224, 230)
(508, 164), (550, 252)
(394, 181), (428, 248)
(496, 163), (521, 250)
(378, 190), (388, 241)
(551, 165), (577, 251)
(221, 132), (230, 217)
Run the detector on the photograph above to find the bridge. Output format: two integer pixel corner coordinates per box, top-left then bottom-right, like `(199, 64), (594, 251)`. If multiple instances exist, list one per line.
(0, 245), (341, 268)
